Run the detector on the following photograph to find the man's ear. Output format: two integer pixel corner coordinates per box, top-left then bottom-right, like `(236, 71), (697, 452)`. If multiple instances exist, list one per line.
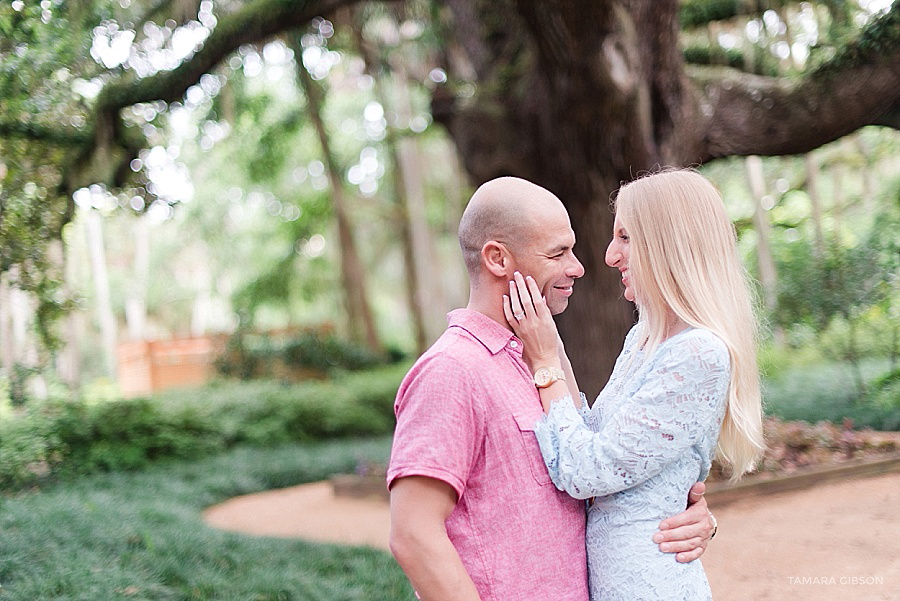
(482, 241), (514, 278)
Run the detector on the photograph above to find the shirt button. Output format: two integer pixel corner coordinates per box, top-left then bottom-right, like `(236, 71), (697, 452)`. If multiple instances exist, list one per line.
(509, 340), (519, 349)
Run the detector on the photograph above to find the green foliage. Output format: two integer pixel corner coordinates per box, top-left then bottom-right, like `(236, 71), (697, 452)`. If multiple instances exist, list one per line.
(864, 368), (900, 413)
(683, 44), (743, 67)
(812, 3), (900, 77)
(679, 0), (739, 29)
(0, 410), (61, 489)
(0, 438), (413, 600)
(0, 364), (407, 490)
(774, 221), (897, 331)
(0, 0), (109, 350)
(216, 328), (393, 379)
(54, 396), (225, 473)
(762, 357), (900, 430)
(772, 195), (899, 393)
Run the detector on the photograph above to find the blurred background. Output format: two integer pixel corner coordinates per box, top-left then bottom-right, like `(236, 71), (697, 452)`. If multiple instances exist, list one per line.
(1, 0), (898, 457)
(0, 1), (898, 598)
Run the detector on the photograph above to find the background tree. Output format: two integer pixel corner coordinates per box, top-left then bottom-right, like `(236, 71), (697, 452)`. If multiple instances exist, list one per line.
(1, 0), (898, 394)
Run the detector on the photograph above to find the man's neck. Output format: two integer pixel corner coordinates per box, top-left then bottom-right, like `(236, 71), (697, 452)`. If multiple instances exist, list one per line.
(466, 292), (513, 333)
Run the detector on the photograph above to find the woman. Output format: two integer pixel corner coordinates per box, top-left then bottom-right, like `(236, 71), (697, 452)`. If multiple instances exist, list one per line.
(503, 169), (765, 600)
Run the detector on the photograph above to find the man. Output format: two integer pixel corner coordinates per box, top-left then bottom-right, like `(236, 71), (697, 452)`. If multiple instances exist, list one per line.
(388, 177), (714, 600)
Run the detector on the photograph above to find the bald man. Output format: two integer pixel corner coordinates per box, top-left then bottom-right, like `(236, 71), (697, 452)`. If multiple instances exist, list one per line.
(387, 177), (713, 601)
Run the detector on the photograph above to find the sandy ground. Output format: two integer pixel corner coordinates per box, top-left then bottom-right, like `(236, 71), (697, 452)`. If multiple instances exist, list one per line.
(203, 472), (899, 601)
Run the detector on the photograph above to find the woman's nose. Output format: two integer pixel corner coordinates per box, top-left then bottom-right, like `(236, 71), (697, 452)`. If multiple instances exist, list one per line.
(605, 242), (618, 267)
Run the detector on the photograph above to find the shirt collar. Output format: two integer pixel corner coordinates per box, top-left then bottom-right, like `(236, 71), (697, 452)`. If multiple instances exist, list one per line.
(447, 308), (519, 355)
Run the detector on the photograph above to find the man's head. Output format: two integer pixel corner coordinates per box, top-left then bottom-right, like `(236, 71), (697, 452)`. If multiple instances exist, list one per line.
(458, 177), (584, 316)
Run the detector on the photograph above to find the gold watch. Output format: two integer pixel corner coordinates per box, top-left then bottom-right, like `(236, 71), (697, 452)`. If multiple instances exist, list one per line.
(533, 366), (565, 389)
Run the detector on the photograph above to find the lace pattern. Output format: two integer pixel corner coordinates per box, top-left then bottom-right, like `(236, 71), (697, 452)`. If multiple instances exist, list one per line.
(534, 326), (730, 600)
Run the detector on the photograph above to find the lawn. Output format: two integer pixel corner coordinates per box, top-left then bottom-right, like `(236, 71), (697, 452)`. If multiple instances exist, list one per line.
(0, 437), (414, 601)
(1, 356), (895, 599)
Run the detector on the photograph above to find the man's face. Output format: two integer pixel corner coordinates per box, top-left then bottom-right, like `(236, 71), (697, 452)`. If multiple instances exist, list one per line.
(512, 208), (585, 315)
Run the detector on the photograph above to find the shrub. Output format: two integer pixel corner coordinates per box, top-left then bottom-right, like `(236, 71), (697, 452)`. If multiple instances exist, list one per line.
(215, 328), (396, 380)
(708, 416), (899, 482)
(0, 363), (408, 490)
(762, 358), (899, 430)
(0, 411), (62, 489)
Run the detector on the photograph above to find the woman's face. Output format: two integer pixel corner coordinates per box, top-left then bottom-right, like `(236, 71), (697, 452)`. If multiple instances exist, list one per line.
(605, 213), (634, 302)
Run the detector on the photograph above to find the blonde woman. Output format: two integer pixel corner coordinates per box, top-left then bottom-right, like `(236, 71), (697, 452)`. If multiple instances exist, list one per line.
(503, 169), (764, 600)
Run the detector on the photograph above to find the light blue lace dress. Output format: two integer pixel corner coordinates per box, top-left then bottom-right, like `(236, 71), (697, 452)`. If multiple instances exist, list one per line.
(534, 326), (730, 600)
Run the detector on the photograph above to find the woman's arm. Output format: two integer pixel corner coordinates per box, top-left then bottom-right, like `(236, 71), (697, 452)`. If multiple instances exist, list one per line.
(556, 334), (583, 406)
(504, 272), (582, 410)
(535, 333), (730, 499)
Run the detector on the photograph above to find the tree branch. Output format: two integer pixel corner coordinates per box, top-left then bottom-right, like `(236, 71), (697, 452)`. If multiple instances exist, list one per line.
(76, 0), (390, 191)
(692, 5), (900, 160)
(96, 0), (377, 111)
(678, 0), (854, 29)
(0, 120), (92, 145)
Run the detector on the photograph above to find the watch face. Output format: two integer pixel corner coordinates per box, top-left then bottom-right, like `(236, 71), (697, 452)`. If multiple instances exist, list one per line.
(534, 367), (563, 388)
(535, 369), (550, 386)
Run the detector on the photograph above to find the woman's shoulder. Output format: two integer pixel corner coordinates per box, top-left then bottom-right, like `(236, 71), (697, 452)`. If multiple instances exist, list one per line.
(622, 322), (641, 347)
(668, 327), (729, 363)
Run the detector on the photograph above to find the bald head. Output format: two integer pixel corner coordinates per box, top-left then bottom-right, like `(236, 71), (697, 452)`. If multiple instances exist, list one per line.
(458, 177), (566, 280)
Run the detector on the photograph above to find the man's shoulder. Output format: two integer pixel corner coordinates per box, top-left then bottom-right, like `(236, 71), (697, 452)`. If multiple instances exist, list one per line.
(419, 325), (493, 366)
(398, 327), (498, 398)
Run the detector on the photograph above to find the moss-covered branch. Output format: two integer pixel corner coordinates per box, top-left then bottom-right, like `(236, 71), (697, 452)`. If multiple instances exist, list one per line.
(96, 0), (373, 111)
(71, 0), (394, 192)
(679, 0), (854, 29)
(0, 120), (92, 145)
(691, 4), (900, 160)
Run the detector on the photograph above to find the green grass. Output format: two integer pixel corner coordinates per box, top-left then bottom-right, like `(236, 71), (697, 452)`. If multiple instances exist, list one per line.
(762, 358), (899, 430)
(0, 437), (414, 601)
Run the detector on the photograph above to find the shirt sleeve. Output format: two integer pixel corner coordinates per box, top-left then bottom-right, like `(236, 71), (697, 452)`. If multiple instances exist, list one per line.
(533, 331), (730, 499)
(387, 352), (484, 500)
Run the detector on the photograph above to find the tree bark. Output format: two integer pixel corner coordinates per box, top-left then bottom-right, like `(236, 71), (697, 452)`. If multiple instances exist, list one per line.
(0, 273), (13, 390)
(434, 0), (685, 394)
(125, 214), (150, 340)
(354, 22), (431, 354)
(745, 155), (784, 345)
(805, 153), (826, 255)
(296, 46), (382, 352)
(59, 239), (83, 394)
(85, 209), (118, 378)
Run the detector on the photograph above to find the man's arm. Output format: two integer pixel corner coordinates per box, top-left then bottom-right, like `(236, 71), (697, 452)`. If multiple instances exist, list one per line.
(653, 481), (716, 563)
(389, 476), (482, 601)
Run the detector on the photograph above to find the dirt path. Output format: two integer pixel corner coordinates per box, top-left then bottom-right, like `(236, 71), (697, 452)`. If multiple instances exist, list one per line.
(203, 472), (899, 601)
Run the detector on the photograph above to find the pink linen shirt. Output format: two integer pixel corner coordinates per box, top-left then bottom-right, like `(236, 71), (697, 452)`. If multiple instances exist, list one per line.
(388, 309), (588, 601)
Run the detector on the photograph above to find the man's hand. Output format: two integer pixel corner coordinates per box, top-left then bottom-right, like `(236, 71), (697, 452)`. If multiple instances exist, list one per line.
(652, 482), (715, 563)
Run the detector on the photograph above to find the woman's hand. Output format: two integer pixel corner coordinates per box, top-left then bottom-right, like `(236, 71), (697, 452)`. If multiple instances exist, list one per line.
(503, 271), (560, 371)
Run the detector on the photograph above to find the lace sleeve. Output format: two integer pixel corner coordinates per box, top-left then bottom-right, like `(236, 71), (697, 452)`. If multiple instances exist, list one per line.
(533, 331), (730, 499)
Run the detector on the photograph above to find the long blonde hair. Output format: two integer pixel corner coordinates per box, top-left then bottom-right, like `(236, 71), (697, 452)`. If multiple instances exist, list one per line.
(615, 168), (764, 479)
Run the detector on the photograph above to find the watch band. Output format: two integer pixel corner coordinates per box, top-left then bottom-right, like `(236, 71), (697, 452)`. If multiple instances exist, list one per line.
(534, 366), (565, 389)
